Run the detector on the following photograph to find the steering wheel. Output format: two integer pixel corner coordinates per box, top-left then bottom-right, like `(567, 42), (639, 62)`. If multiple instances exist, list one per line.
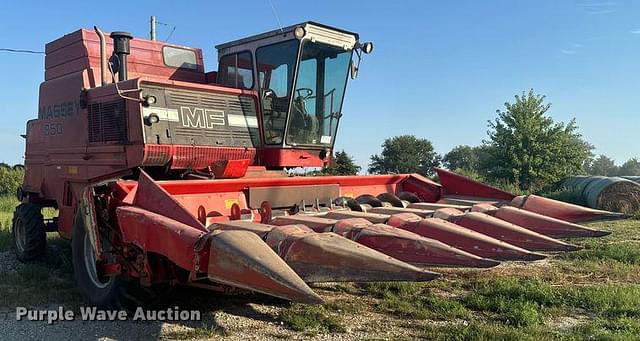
(295, 88), (314, 100)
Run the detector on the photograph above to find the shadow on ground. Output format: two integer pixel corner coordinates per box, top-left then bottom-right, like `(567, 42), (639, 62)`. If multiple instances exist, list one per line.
(0, 234), (291, 340)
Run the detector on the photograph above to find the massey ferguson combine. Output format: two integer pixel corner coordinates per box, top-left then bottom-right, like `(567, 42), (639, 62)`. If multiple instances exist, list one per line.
(12, 22), (621, 307)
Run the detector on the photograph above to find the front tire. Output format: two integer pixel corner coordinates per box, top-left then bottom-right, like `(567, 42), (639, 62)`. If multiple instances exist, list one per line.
(12, 203), (46, 261)
(72, 212), (168, 309)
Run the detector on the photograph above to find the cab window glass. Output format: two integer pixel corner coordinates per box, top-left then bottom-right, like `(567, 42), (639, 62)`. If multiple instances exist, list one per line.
(255, 40), (299, 144)
(217, 52), (254, 89)
(163, 46), (198, 69)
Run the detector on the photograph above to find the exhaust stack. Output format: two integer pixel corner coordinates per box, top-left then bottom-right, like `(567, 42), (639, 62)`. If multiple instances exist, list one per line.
(93, 26), (109, 86)
(110, 31), (133, 82)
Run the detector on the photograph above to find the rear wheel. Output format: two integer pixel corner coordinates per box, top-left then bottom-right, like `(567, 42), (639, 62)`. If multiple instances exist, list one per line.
(11, 203), (46, 261)
(72, 212), (169, 309)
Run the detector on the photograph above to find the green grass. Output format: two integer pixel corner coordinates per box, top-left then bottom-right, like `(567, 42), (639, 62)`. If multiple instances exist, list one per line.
(422, 322), (561, 341)
(0, 263), (79, 308)
(0, 196), (16, 251)
(329, 218), (640, 339)
(0, 196), (59, 252)
(279, 304), (346, 335)
(560, 242), (640, 264)
(422, 317), (640, 341)
(0, 195), (75, 308)
(162, 322), (227, 339)
(361, 282), (471, 320)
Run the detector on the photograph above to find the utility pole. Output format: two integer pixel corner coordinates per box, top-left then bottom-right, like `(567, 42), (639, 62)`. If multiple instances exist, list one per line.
(150, 16), (157, 41)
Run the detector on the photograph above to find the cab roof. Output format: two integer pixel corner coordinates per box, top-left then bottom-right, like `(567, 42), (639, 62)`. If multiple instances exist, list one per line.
(214, 21), (359, 51)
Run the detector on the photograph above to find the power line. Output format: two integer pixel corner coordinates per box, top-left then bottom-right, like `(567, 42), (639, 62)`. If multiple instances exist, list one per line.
(0, 48), (44, 54)
(156, 20), (177, 42)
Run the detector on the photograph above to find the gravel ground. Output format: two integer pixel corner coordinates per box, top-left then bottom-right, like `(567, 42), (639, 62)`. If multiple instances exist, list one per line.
(0, 250), (419, 340)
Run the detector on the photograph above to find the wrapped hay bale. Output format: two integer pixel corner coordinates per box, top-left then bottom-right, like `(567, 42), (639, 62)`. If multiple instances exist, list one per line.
(621, 176), (640, 184)
(562, 176), (640, 214)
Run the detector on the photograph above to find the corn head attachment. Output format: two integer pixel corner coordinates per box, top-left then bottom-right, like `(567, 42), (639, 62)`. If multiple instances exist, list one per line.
(213, 220), (440, 283)
(94, 167), (617, 305)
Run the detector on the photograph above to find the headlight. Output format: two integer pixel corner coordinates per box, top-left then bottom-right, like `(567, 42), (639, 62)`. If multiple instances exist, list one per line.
(143, 95), (157, 107)
(294, 27), (306, 40)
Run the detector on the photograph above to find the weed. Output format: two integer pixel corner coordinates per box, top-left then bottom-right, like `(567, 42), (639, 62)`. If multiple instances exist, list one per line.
(560, 242), (640, 265)
(162, 322), (227, 339)
(279, 304), (346, 334)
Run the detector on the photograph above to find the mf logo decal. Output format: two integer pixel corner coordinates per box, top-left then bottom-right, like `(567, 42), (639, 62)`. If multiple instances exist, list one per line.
(180, 106), (225, 128)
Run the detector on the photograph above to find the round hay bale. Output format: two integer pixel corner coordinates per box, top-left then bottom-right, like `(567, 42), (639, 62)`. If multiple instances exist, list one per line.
(562, 176), (605, 196)
(621, 176), (640, 184)
(562, 176), (588, 191)
(583, 177), (640, 214)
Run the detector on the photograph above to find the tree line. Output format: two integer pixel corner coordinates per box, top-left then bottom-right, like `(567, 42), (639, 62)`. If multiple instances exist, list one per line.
(320, 90), (637, 192)
(0, 164), (24, 197)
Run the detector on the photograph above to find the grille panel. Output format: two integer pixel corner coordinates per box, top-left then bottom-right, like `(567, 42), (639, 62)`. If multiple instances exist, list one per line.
(88, 100), (128, 143)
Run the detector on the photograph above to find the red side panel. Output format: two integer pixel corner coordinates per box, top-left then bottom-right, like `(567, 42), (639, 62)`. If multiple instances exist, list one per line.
(45, 29), (206, 84)
(142, 144), (258, 169)
(436, 168), (516, 201)
(261, 148), (326, 168)
(116, 206), (204, 270)
(512, 195), (625, 222)
(400, 174), (442, 203)
(493, 205), (611, 238)
(133, 171), (206, 230)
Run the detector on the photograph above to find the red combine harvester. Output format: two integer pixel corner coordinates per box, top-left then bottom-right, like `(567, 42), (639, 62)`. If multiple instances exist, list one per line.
(12, 22), (620, 307)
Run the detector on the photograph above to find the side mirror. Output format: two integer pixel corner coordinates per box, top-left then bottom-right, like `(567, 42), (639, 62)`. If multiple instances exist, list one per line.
(361, 42), (374, 54)
(350, 41), (373, 80)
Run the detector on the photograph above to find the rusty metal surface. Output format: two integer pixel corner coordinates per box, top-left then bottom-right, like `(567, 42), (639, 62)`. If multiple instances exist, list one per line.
(437, 210), (582, 252)
(248, 184), (339, 209)
(214, 221), (440, 282)
(408, 202), (471, 211)
(469, 203), (499, 214)
(272, 215), (340, 232)
(331, 219), (500, 268)
(511, 195), (625, 223)
(206, 230), (322, 304)
(116, 206), (205, 270)
(387, 213), (546, 261)
(277, 228), (440, 282)
(492, 206), (610, 238)
(368, 206), (434, 218)
(438, 195), (503, 206)
(213, 220), (273, 237)
(324, 210), (390, 224)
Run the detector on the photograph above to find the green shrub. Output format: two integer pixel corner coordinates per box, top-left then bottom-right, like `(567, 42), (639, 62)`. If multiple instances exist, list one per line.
(0, 167), (23, 197)
(538, 188), (587, 206)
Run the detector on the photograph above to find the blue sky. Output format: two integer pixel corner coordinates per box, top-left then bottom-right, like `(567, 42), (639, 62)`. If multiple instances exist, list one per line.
(0, 0), (638, 170)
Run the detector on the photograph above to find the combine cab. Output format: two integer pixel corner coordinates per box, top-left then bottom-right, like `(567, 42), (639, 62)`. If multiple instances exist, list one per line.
(12, 22), (616, 307)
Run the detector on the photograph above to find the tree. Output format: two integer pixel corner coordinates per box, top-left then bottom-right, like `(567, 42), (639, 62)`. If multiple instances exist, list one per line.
(320, 150), (361, 175)
(586, 155), (619, 176)
(0, 167), (23, 197)
(482, 90), (593, 191)
(617, 158), (640, 176)
(368, 135), (441, 176)
(443, 145), (488, 172)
